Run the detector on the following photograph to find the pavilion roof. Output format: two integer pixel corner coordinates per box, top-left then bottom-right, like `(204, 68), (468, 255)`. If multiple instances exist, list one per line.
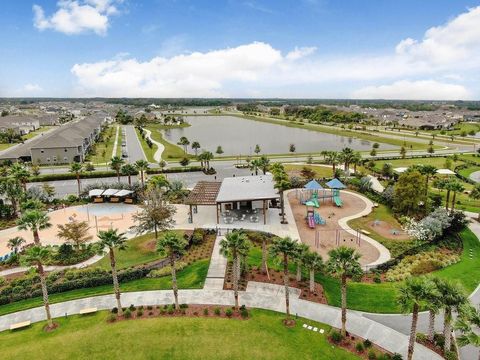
(185, 181), (222, 205)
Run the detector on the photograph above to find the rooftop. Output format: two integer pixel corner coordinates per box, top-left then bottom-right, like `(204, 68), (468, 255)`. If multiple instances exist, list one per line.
(215, 175), (278, 203)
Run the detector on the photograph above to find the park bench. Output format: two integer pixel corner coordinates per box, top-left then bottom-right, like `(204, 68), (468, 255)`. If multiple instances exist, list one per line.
(79, 307), (98, 315)
(10, 321), (31, 330)
(360, 229), (371, 235)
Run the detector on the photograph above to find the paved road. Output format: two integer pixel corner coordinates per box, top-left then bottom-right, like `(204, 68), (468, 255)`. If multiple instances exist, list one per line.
(124, 124), (146, 162)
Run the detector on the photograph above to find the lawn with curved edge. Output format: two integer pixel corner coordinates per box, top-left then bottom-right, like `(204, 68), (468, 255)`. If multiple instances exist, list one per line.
(0, 309), (358, 360)
(0, 260), (209, 316)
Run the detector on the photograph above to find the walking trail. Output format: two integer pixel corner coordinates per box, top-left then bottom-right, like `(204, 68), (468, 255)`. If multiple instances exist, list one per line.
(144, 128), (165, 162)
(111, 125), (120, 158)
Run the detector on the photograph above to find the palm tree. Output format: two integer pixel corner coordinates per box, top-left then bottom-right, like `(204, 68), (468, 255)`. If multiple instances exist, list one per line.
(177, 136), (190, 153)
(426, 277), (444, 343)
(220, 231), (251, 310)
(121, 164), (137, 186)
(159, 160), (167, 173)
(326, 151), (340, 177)
(419, 165), (437, 197)
(303, 251), (323, 293)
(274, 176), (291, 224)
(351, 152), (362, 174)
(435, 279), (468, 352)
(397, 277), (436, 360)
(455, 306), (480, 360)
(157, 231), (188, 310)
(0, 177), (23, 215)
(97, 229), (128, 316)
(449, 181), (465, 213)
(191, 141), (201, 156)
(269, 236), (298, 321)
(69, 162), (83, 196)
(9, 163), (30, 191)
(249, 158), (261, 175)
(339, 147), (355, 174)
(294, 243), (310, 282)
(7, 236), (25, 254)
(135, 159), (150, 187)
(110, 156), (125, 183)
(23, 246), (54, 328)
(17, 210), (51, 245)
(326, 246), (362, 336)
(469, 184), (480, 220)
(258, 155), (270, 174)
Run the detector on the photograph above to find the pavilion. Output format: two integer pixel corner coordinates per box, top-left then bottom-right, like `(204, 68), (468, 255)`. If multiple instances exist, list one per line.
(185, 175), (280, 225)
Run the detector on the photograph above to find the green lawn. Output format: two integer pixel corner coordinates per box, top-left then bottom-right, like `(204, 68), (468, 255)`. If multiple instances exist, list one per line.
(432, 186), (479, 213)
(372, 156), (464, 171)
(116, 128), (123, 157)
(0, 143), (13, 151)
(284, 164), (334, 178)
(0, 260), (209, 316)
(89, 126), (117, 164)
(458, 154), (480, 164)
(145, 124), (187, 160)
(428, 122), (480, 136)
(458, 165), (480, 179)
(0, 309), (358, 360)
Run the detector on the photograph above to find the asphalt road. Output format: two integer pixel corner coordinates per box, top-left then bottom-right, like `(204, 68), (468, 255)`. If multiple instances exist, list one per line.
(124, 124), (146, 162)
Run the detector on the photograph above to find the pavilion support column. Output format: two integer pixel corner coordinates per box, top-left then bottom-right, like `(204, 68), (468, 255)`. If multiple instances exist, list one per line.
(216, 203), (220, 224)
(189, 204), (193, 223)
(263, 200), (266, 225)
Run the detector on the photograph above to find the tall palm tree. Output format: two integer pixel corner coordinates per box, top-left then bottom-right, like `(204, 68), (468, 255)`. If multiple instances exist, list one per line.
(69, 162), (83, 196)
(220, 231), (251, 310)
(157, 231), (188, 311)
(419, 165), (437, 197)
(9, 162), (30, 191)
(17, 210), (51, 245)
(449, 181), (465, 213)
(177, 136), (190, 153)
(0, 177), (23, 215)
(426, 277), (444, 342)
(294, 243), (310, 282)
(97, 229), (128, 316)
(274, 175), (291, 225)
(135, 159), (150, 187)
(191, 141), (201, 156)
(326, 151), (340, 177)
(7, 236), (26, 254)
(397, 277), (436, 360)
(455, 306), (480, 360)
(258, 155), (270, 175)
(121, 164), (137, 186)
(469, 183), (480, 220)
(249, 158), (261, 175)
(435, 279), (468, 352)
(269, 236), (298, 321)
(351, 151), (362, 174)
(23, 246), (54, 328)
(110, 156), (125, 183)
(303, 251), (323, 293)
(326, 246), (362, 336)
(339, 147), (355, 174)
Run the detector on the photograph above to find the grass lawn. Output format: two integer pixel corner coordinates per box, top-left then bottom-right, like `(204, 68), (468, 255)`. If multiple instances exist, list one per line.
(429, 122), (480, 136)
(135, 127), (156, 162)
(432, 186), (479, 213)
(146, 124), (187, 160)
(0, 143), (14, 151)
(93, 232), (185, 270)
(21, 126), (55, 141)
(372, 156), (464, 171)
(458, 153), (480, 164)
(0, 259), (209, 316)
(458, 165), (480, 179)
(284, 164), (334, 178)
(116, 128), (123, 157)
(89, 126), (117, 164)
(0, 309), (358, 360)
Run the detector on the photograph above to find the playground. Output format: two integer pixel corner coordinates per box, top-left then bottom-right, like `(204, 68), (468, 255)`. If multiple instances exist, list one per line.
(0, 204), (139, 256)
(287, 182), (381, 266)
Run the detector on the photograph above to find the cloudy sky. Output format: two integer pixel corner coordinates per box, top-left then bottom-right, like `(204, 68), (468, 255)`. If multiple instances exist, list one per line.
(1, 0), (480, 99)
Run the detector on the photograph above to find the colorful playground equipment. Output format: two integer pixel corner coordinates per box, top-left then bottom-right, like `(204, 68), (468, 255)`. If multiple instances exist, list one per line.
(306, 209), (326, 228)
(326, 178), (346, 208)
(297, 178), (346, 208)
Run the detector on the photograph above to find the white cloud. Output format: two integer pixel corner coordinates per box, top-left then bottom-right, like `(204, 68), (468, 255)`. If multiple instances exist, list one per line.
(69, 6), (480, 98)
(351, 80), (471, 100)
(33, 0), (121, 35)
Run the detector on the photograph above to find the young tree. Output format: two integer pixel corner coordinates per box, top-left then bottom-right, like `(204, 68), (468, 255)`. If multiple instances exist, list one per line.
(269, 237), (298, 322)
(17, 210), (52, 245)
(0, 177), (23, 215)
(191, 141), (201, 156)
(326, 246), (362, 337)
(110, 156), (125, 182)
(426, 277), (444, 342)
(397, 277), (436, 360)
(135, 159), (150, 188)
(393, 170), (426, 216)
(7, 236), (26, 254)
(69, 162), (83, 196)
(215, 145), (224, 155)
(326, 151), (340, 176)
(132, 188), (176, 239)
(157, 231), (188, 310)
(22, 246), (54, 328)
(97, 229), (128, 316)
(254, 144), (261, 155)
(470, 183), (480, 220)
(158, 159), (167, 173)
(42, 182), (56, 201)
(449, 181), (465, 213)
(400, 146), (407, 159)
(340, 147), (355, 173)
(220, 231), (251, 310)
(289, 143), (296, 153)
(303, 251), (323, 293)
(56, 220), (93, 249)
(249, 158), (261, 175)
(300, 166), (316, 181)
(121, 163), (137, 186)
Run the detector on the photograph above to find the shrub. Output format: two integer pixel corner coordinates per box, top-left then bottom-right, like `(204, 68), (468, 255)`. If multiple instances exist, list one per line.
(416, 333), (427, 342)
(129, 304), (136, 311)
(203, 308), (209, 316)
(107, 313), (117, 323)
(363, 339), (372, 348)
(179, 303), (189, 309)
(167, 305), (175, 314)
(444, 350), (457, 360)
(373, 274), (381, 283)
(330, 330), (343, 343)
(214, 307), (221, 316)
(355, 342), (364, 352)
(225, 309), (233, 318)
(111, 307), (118, 314)
(124, 309), (132, 319)
(147, 262), (187, 278)
(160, 308), (166, 315)
(391, 354), (403, 360)
(191, 229), (205, 245)
(240, 308), (249, 319)
(147, 305), (153, 310)
(368, 349), (377, 360)
(137, 310), (144, 317)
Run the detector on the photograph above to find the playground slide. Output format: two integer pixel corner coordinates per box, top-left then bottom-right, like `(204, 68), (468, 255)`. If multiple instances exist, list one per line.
(312, 199), (320, 208)
(307, 214), (315, 228)
(334, 196), (343, 207)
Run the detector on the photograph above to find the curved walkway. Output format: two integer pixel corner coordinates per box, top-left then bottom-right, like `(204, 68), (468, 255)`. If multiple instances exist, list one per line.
(470, 170), (480, 183)
(143, 128), (164, 162)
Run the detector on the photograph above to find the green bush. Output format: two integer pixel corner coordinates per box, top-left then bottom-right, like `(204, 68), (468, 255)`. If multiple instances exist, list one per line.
(330, 330), (343, 343)
(111, 307), (118, 314)
(191, 229), (205, 245)
(391, 354), (403, 360)
(214, 307), (221, 316)
(368, 349), (376, 360)
(106, 313), (117, 323)
(124, 309), (132, 319)
(240, 308), (249, 319)
(167, 305), (175, 314)
(444, 350), (457, 360)
(363, 339), (372, 348)
(203, 308), (209, 316)
(137, 310), (143, 317)
(355, 342), (364, 352)
(179, 303), (189, 309)
(416, 333), (427, 342)
(225, 309), (233, 318)
(147, 262), (187, 278)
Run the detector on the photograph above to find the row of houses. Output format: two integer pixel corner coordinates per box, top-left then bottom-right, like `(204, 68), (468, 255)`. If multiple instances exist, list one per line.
(0, 114), (111, 165)
(0, 115), (59, 135)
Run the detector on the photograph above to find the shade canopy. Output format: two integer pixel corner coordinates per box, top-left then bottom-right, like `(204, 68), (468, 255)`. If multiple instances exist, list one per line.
(326, 178), (346, 189)
(115, 189), (133, 197)
(88, 189), (104, 197)
(304, 180), (323, 190)
(102, 188), (120, 196)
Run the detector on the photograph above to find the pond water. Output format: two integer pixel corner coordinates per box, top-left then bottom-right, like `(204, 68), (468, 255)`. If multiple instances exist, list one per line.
(162, 116), (397, 156)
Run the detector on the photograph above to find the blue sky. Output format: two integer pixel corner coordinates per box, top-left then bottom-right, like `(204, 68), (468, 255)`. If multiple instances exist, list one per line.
(1, 0), (480, 99)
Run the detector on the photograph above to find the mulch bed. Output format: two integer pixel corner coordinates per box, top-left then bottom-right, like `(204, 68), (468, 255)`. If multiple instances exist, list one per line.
(416, 336), (448, 358)
(328, 331), (394, 360)
(109, 304), (250, 322)
(223, 265), (327, 305)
